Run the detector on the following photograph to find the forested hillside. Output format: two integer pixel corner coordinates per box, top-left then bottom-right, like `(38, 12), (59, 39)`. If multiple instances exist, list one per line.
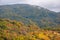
(0, 4), (60, 40)
(0, 4), (60, 28)
(0, 19), (60, 40)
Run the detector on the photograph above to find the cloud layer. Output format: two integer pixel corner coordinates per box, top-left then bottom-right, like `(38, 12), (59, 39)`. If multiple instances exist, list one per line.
(0, 0), (60, 12)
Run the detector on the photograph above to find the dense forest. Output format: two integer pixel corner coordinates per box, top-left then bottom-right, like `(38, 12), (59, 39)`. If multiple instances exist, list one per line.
(0, 19), (60, 40)
(0, 4), (60, 40)
(0, 4), (60, 28)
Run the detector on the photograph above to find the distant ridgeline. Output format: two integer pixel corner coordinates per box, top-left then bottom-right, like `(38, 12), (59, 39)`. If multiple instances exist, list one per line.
(0, 4), (60, 28)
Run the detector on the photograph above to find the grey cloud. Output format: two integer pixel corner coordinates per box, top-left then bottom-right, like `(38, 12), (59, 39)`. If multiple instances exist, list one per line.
(38, 0), (60, 12)
(0, 0), (25, 5)
(0, 0), (60, 12)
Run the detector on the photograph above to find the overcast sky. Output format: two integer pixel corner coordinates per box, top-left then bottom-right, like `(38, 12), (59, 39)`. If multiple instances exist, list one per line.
(0, 0), (60, 12)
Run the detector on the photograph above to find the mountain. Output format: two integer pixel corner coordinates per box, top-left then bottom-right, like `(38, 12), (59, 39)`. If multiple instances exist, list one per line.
(0, 4), (60, 28)
(0, 4), (60, 40)
(0, 19), (60, 40)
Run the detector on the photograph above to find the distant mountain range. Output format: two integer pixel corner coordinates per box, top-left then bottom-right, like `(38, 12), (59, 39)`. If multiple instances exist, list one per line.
(0, 4), (60, 28)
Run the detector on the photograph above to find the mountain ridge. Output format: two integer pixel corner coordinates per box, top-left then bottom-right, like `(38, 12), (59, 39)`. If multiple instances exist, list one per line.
(0, 4), (60, 28)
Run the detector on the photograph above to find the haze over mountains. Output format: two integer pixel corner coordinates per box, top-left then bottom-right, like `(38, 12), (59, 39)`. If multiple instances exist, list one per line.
(0, 0), (60, 12)
(0, 4), (60, 28)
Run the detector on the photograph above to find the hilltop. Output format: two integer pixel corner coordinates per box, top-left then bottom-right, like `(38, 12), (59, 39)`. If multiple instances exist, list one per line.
(0, 4), (60, 28)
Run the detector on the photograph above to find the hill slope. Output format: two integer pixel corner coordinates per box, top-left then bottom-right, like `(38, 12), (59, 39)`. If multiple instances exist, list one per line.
(0, 4), (60, 28)
(0, 19), (60, 40)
